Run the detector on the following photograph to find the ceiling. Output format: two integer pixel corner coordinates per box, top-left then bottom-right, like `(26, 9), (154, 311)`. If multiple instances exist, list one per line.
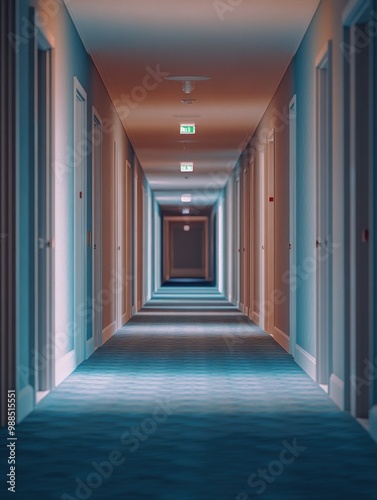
(65, 0), (320, 208)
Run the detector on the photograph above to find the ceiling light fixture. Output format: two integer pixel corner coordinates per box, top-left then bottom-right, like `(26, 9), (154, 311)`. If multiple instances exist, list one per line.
(183, 225), (190, 232)
(182, 208), (190, 215)
(165, 75), (210, 96)
(181, 98), (196, 105)
(181, 194), (192, 203)
(182, 81), (194, 94)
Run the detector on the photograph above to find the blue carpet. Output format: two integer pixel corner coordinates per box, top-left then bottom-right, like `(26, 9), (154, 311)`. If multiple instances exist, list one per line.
(1, 290), (377, 499)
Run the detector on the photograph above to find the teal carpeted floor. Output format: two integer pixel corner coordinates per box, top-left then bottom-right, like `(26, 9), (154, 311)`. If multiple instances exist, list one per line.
(2, 288), (377, 499)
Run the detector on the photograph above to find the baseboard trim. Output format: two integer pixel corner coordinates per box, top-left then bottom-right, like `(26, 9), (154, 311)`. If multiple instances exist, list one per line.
(102, 321), (116, 344)
(240, 303), (249, 316)
(17, 384), (34, 423)
(295, 344), (316, 381)
(252, 311), (260, 326)
(329, 373), (345, 410)
(272, 326), (290, 352)
(121, 311), (129, 327)
(370, 406), (377, 443)
(55, 350), (76, 386)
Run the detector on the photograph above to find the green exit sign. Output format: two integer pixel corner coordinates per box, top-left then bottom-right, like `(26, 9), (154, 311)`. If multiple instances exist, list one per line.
(180, 124), (195, 134)
(180, 162), (194, 172)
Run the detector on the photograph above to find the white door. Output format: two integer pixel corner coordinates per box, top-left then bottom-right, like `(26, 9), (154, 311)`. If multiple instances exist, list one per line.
(315, 44), (332, 386)
(289, 96), (297, 356)
(259, 148), (266, 330)
(73, 77), (87, 366)
(348, 19), (372, 417)
(35, 34), (54, 393)
(235, 177), (241, 307)
(92, 110), (102, 348)
(265, 130), (275, 334)
(113, 142), (123, 329)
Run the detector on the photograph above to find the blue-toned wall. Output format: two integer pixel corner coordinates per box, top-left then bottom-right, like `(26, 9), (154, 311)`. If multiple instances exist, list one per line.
(294, 0), (347, 383)
(17, 0), (143, 419)
(241, 0), (350, 405)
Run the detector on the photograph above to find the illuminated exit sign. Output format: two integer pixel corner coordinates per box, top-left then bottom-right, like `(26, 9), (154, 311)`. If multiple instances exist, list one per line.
(180, 162), (194, 172)
(180, 124), (195, 134)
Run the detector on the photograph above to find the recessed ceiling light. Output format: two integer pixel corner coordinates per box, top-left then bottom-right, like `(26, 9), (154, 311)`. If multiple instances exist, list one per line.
(182, 208), (190, 215)
(181, 194), (192, 203)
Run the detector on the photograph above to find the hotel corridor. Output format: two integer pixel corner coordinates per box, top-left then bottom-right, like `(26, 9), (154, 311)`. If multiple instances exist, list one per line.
(2, 0), (377, 497)
(3, 288), (377, 499)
